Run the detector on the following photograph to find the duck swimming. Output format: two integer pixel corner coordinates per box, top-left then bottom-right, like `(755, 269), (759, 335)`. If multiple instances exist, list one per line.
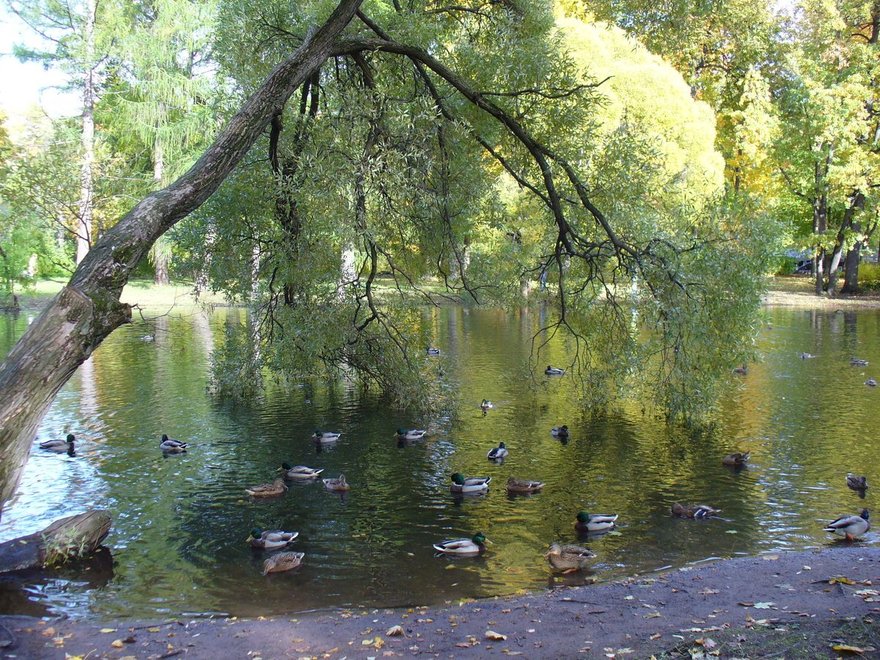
(721, 451), (750, 466)
(575, 512), (618, 533)
(262, 551), (304, 574)
(487, 441), (509, 460)
(312, 430), (341, 442)
(672, 503), (721, 519)
(245, 479), (288, 498)
(545, 365), (565, 376)
(846, 474), (868, 491)
(323, 474), (350, 491)
(40, 433), (75, 455)
(160, 434), (187, 453)
(450, 473), (491, 494)
(433, 532), (488, 556)
(277, 463), (324, 480)
(395, 428), (426, 441)
(506, 477), (544, 494)
(246, 528), (299, 550)
(551, 425), (569, 439)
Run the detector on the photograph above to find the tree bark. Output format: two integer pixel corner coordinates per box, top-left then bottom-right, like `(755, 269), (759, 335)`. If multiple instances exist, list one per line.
(0, 0), (364, 511)
(0, 510), (111, 573)
(75, 0), (97, 265)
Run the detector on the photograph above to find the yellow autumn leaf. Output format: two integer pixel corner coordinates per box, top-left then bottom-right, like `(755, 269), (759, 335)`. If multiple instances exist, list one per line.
(111, 639), (124, 648)
(485, 630), (507, 641)
(147, 626), (161, 633)
(832, 644), (865, 653)
(386, 625), (404, 637)
(829, 576), (856, 585)
(99, 628), (116, 634)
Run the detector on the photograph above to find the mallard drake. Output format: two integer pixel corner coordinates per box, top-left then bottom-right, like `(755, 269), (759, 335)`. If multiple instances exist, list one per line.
(426, 347), (441, 356)
(851, 357), (869, 366)
(545, 543), (595, 572)
(262, 551), (304, 575)
(575, 512), (618, 533)
(847, 474), (869, 491)
(246, 528), (299, 550)
(507, 477), (544, 494)
(824, 509), (870, 541)
(277, 462), (324, 480)
(450, 472), (490, 494)
(40, 433), (75, 455)
(160, 434), (187, 453)
(551, 425), (569, 439)
(671, 502), (721, 519)
(433, 532), (488, 556)
(323, 474), (350, 491)
(245, 479), (288, 497)
(732, 364), (748, 375)
(866, 378), (877, 387)
(395, 428), (426, 441)
(311, 429), (341, 442)
(722, 451), (750, 466)
(545, 365), (565, 375)
(480, 399), (494, 411)
(487, 441), (509, 460)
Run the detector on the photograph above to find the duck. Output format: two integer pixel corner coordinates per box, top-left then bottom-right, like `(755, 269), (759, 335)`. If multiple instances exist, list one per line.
(159, 434), (187, 453)
(721, 451), (750, 466)
(323, 474), (350, 491)
(551, 425), (569, 439)
(866, 378), (877, 387)
(395, 428), (426, 441)
(732, 364), (748, 375)
(545, 365), (565, 376)
(487, 441), (509, 460)
(311, 429), (341, 442)
(800, 352), (816, 359)
(262, 551), (304, 575)
(480, 399), (494, 411)
(824, 509), (870, 541)
(450, 472), (491, 494)
(575, 512), (618, 533)
(846, 474), (868, 491)
(40, 433), (76, 455)
(433, 532), (488, 556)
(277, 462), (324, 480)
(671, 502), (721, 519)
(506, 477), (544, 494)
(851, 357), (869, 366)
(426, 347), (441, 356)
(246, 528), (299, 550)
(245, 479), (288, 498)
(545, 543), (595, 573)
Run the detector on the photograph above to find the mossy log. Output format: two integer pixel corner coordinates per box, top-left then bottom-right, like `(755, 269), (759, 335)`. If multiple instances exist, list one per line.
(0, 510), (111, 573)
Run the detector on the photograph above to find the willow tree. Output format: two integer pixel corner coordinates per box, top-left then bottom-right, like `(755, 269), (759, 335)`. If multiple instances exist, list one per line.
(0, 0), (767, 510)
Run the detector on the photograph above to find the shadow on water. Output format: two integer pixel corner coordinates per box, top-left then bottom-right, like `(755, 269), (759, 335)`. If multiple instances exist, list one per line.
(0, 305), (878, 617)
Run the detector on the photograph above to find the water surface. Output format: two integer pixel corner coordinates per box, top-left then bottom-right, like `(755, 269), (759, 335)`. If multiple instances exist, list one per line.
(0, 304), (877, 618)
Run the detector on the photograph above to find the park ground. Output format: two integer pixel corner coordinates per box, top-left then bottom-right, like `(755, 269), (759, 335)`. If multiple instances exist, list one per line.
(1, 546), (879, 658)
(2, 276), (880, 658)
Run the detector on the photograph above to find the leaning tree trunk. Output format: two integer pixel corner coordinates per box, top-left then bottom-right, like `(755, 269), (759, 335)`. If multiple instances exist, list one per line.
(0, 0), (363, 511)
(0, 510), (111, 573)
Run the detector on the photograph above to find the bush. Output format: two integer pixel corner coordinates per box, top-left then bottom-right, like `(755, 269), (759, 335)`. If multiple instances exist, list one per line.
(858, 262), (880, 290)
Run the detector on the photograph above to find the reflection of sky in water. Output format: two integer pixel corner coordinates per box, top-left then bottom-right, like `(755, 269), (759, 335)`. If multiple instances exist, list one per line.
(0, 305), (878, 619)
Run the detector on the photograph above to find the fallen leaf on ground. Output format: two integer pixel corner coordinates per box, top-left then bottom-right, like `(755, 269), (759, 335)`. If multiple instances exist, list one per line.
(762, 554), (779, 561)
(386, 625), (404, 637)
(737, 602), (754, 607)
(829, 576), (857, 585)
(753, 602), (775, 609)
(485, 630), (507, 641)
(41, 627), (55, 637)
(99, 628), (116, 634)
(699, 589), (719, 595)
(148, 626), (161, 632)
(111, 640), (124, 648)
(696, 638), (717, 649)
(832, 643), (865, 654)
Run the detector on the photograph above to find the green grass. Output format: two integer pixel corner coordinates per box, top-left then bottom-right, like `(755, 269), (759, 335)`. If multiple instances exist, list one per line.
(9, 278), (228, 311)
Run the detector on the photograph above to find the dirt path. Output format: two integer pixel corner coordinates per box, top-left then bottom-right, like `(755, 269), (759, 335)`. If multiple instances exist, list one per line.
(2, 546), (878, 659)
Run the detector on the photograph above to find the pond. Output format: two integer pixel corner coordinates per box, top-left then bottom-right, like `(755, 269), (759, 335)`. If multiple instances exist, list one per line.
(0, 303), (877, 619)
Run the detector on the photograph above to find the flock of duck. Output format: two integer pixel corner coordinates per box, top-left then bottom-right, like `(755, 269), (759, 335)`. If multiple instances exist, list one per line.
(37, 356), (872, 578)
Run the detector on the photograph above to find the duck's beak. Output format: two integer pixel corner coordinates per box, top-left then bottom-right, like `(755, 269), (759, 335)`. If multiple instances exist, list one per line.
(245, 536), (254, 543)
(484, 538), (493, 544)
